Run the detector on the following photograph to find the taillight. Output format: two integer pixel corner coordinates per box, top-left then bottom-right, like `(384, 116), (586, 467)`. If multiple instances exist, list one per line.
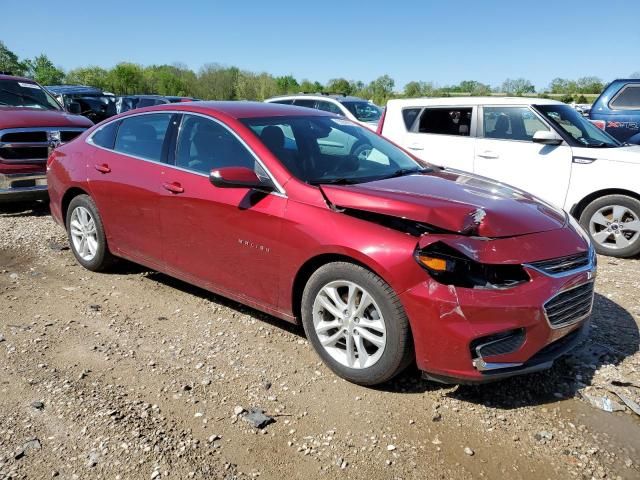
(590, 119), (606, 130)
(376, 107), (387, 135)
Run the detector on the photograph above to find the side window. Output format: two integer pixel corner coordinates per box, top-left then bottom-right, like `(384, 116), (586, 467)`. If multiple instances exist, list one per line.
(175, 115), (257, 174)
(610, 85), (640, 109)
(114, 113), (172, 161)
(483, 107), (548, 141)
(91, 120), (120, 149)
(316, 101), (343, 115)
(293, 99), (317, 109)
(402, 108), (421, 130)
(271, 99), (294, 105)
(418, 108), (472, 136)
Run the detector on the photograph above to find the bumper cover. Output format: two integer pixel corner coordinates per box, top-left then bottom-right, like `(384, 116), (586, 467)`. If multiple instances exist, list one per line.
(0, 172), (48, 203)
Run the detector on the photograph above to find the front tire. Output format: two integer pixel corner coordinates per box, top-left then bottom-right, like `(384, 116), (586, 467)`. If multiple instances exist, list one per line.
(66, 194), (114, 271)
(301, 262), (413, 386)
(579, 194), (640, 258)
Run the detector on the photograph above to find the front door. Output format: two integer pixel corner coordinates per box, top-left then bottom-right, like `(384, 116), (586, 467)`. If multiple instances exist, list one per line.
(474, 105), (573, 208)
(159, 113), (285, 309)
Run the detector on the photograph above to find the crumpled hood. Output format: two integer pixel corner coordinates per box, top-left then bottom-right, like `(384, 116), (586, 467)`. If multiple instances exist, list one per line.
(0, 107), (93, 129)
(320, 169), (567, 238)
(572, 145), (640, 164)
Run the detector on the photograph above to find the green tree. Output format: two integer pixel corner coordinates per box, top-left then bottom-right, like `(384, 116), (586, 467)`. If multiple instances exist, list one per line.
(25, 54), (64, 85)
(105, 62), (147, 94)
(196, 64), (238, 100)
(403, 81), (435, 97)
(501, 78), (535, 96)
(369, 75), (395, 104)
(0, 41), (27, 76)
(275, 75), (299, 94)
(325, 78), (352, 95)
(299, 79), (323, 93)
(65, 66), (110, 89)
(575, 76), (603, 94)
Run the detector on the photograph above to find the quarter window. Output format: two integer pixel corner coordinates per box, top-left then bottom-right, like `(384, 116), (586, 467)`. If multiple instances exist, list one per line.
(402, 108), (421, 130)
(610, 85), (640, 109)
(114, 113), (172, 162)
(483, 107), (548, 141)
(91, 121), (120, 149)
(417, 108), (472, 136)
(175, 115), (258, 175)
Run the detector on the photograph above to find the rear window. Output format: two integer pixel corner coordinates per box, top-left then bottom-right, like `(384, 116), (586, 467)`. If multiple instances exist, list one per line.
(418, 108), (472, 136)
(610, 85), (640, 109)
(114, 113), (172, 162)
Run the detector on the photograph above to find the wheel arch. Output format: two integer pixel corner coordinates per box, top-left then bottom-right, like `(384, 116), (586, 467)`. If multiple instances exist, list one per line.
(61, 187), (91, 223)
(570, 188), (640, 219)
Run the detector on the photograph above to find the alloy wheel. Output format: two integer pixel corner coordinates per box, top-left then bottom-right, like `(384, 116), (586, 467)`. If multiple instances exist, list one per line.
(589, 204), (640, 250)
(312, 280), (386, 369)
(69, 206), (99, 261)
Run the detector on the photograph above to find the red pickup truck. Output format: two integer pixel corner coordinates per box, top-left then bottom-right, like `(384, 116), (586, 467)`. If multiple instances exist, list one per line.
(0, 74), (93, 203)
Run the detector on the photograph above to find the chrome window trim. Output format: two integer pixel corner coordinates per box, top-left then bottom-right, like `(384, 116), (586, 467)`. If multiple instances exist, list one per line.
(542, 280), (595, 330)
(86, 110), (287, 197)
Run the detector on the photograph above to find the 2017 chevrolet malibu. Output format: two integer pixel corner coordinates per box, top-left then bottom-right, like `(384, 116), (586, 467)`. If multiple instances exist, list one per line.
(47, 102), (596, 385)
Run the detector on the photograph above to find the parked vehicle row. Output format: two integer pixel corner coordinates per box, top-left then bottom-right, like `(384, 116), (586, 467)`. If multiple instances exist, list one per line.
(378, 96), (640, 258)
(48, 101), (595, 386)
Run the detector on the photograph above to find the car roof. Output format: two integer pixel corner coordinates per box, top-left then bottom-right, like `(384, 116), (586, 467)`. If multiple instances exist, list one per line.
(267, 94), (370, 103)
(124, 100), (337, 119)
(387, 96), (563, 107)
(0, 74), (37, 83)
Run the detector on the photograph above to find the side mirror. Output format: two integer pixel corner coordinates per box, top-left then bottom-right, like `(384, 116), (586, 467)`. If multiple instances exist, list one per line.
(532, 130), (563, 146)
(67, 101), (82, 115)
(209, 167), (274, 191)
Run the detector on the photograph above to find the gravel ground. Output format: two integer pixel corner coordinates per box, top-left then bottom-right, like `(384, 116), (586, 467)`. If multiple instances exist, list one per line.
(0, 202), (639, 480)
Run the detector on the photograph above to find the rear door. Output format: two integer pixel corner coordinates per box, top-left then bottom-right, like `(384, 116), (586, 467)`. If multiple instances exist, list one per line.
(473, 105), (573, 207)
(87, 112), (176, 264)
(159, 113), (286, 309)
(402, 106), (476, 172)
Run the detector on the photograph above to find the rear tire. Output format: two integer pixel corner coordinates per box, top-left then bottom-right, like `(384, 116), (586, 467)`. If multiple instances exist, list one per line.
(579, 194), (640, 258)
(301, 262), (413, 386)
(66, 194), (114, 271)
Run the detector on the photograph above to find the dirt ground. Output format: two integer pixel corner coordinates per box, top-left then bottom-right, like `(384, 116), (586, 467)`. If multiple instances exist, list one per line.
(0, 202), (639, 480)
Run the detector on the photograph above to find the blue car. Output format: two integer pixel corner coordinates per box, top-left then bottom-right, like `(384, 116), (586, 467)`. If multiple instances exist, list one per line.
(590, 79), (640, 144)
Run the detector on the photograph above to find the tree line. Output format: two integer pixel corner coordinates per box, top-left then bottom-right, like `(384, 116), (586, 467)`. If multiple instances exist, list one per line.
(2, 41), (638, 105)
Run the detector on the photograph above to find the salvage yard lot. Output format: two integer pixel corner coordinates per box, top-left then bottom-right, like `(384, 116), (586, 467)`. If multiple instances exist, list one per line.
(0, 204), (639, 480)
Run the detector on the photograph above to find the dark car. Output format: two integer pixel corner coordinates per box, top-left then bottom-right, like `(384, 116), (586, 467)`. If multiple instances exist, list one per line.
(47, 101), (595, 386)
(590, 79), (640, 144)
(46, 85), (117, 123)
(116, 95), (171, 114)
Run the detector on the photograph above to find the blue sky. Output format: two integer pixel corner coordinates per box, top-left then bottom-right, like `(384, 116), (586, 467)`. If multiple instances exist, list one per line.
(2, 0), (638, 90)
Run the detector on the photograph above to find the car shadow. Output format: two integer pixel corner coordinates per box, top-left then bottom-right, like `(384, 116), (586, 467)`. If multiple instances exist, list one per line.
(0, 201), (50, 217)
(376, 293), (639, 407)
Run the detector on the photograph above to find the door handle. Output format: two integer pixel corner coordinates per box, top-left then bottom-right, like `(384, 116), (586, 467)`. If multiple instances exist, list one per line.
(94, 163), (111, 173)
(162, 182), (184, 194)
(408, 142), (424, 151)
(477, 151), (499, 159)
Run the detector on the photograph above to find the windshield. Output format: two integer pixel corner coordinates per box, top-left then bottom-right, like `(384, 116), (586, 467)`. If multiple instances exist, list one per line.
(535, 104), (620, 148)
(342, 101), (382, 123)
(241, 115), (426, 185)
(0, 80), (62, 110)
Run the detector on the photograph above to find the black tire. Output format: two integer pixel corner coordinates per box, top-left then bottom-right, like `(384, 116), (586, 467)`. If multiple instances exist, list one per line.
(579, 194), (640, 258)
(301, 262), (413, 386)
(65, 194), (114, 271)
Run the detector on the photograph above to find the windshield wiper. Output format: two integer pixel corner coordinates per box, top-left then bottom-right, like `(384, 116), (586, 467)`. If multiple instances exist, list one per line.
(378, 167), (432, 180)
(0, 88), (53, 110)
(308, 177), (359, 186)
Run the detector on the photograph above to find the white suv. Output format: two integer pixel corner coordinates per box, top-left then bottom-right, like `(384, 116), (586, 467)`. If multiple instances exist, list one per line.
(380, 97), (640, 258)
(265, 94), (382, 131)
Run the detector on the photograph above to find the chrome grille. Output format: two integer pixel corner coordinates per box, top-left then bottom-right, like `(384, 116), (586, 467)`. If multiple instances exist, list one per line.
(529, 252), (590, 275)
(544, 282), (594, 328)
(0, 127), (86, 163)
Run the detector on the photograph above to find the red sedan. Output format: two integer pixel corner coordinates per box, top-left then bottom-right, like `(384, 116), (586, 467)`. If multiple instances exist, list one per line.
(47, 102), (596, 385)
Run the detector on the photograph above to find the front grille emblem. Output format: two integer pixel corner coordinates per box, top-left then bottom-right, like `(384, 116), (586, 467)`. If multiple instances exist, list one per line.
(48, 130), (61, 154)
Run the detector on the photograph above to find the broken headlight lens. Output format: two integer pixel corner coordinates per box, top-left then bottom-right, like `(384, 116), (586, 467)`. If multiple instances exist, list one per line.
(416, 242), (530, 289)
